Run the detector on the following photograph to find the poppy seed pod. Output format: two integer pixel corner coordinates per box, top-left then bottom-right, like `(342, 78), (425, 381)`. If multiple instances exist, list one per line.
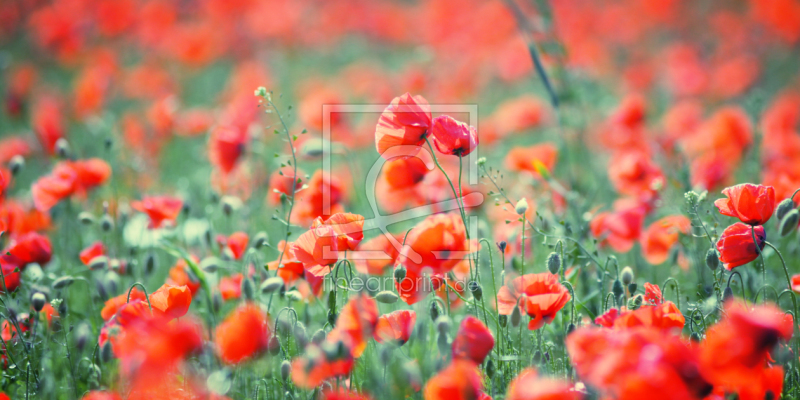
(31, 292), (46, 312)
(515, 198), (529, 215)
(511, 304), (522, 327)
(776, 198), (795, 221)
(9, 155), (24, 176)
(780, 209), (799, 237)
(280, 360), (291, 382)
(620, 267), (634, 286)
(260, 277), (284, 294)
(706, 248), (720, 271)
(375, 290), (399, 304)
(546, 252), (561, 275)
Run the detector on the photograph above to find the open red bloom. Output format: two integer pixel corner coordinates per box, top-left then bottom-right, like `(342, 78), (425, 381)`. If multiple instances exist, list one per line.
(328, 294), (379, 357)
(424, 360), (483, 400)
(452, 315), (494, 364)
(497, 273), (571, 330)
(80, 241), (106, 265)
(431, 115), (478, 157)
(506, 368), (579, 400)
(354, 233), (402, 276)
(219, 273), (243, 300)
(315, 213), (365, 252)
(209, 125), (248, 174)
(167, 258), (201, 296)
(608, 151), (664, 196)
(267, 166), (304, 206)
(640, 216), (691, 265)
(101, 288), (146, 321)
(714, 184), (775, 225)
(375, 93), (431, 159)
(383, 157), (429, 190)
(589, 202), (646, 253)
(31, 158), (112, 211)
(504, 143), (558, 178)
(374, 309), (416, 346)
(320, 388), (373, 400)
(0, 257), (21, 293)
(594, 308), (622, 328)
(6, 232), (52, 267)
(716, 222), (766, 270)
(612, 301), (685, 332)
(292, 340), (355, 389)
(289, 223), (340, 275)
(149, 284), (192, 319)
(131, 196), (183, 228)
(219, 231), (249, 260)
(399, 213), (473, 276)
(80, 391), (122, 400)
(214, 303), (271, 365)
(395, 268), (433, 305)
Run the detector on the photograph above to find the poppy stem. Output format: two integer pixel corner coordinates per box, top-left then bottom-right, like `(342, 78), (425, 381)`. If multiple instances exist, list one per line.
(751, 226), (768, 285)
(763, 241), (799, 329)
(126, 281), (152, 312)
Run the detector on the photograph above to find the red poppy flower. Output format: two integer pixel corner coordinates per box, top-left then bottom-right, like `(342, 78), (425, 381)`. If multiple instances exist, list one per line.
(80, 241), (106, 265)
(354, 233), (402, 276)
(608, 151), (664, 196)
(293, 170), (347, 224)
(399, 213), (473, 276)
(214, 303), (271, 365)
(218, 231), (249, 260)
(640, 216), (691, 265)
(374, 309), (416, 346)
(589, 202), (646, 253)
(209, 125), (248, 175)
(452, 315), (494, 364)
(375, 93), (432, 159)
(101, 288), (147, 321)
(716, 222), (766, 270)
(267, 166), (305, 206)
(6, 232), (52, 267)
(423, 360), (483, 400)
(328, 294), (379, 357)
(506, 368), (579, 400)
(504, 143), (558, 178)
(383, 157), (430, 190)
(714, 184), (776, 225)
(167, 258), (201, 296)
(320, 388), (373, 400)
(149, 284), (191, 319)
(80, 391), (122, 400)
(497, 273), (571, 330)
(430, 115), (478, 157)
(131, 196), (183, 228)
(701, 302), (792, 392)
(266, 241), (305, 284)
(612, 301), (685, 332)
(0, 257), (21, 293)
(396, 268), (433, 305)
(491, 95), (545, 136)
(291, 341), (355, 389)
(643, 282), (663, 305)
(219, 273), (243, 301)
(594, 308), (622, 328)
(31, 96), (64, 154)
(792, 274), (800, 293)
(289, 223), (340, 276)
(314, 213), (365, 252)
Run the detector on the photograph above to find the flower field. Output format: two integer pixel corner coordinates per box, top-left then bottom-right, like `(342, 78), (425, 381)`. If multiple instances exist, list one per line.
(2, 0), (800, 399)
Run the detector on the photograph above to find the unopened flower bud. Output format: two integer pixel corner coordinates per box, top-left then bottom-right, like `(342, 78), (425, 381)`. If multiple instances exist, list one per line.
(144, 253), (156, 275)
(328, 309), (337, 326)
(498, 241), (507, 253)
(286, 290), (302, 302)
(515, 198), (529, 215)
(468, 281), (482, 301)
(212, 291), (222, 313)
(532, 350), (542, 365)
(55, 138), (70, 158)
(280, 360), (291, 381)
(100, 214), (114, 232)
(435, 316), (450, 335)
(78, 212), (95, 225)
(379, 346), (392, 365)
(499, 314), (508, 327)
(104, 271), (119, 295)
(294, 323), (308, 349)
(31, 292), (46, 312)
(200, 257), (221, 273)
(252, 232), (268, 249)
(690, 332), (701, 342)
(74, 323), (90, 352)
(241, 278), (255, 300)
(327, 290), (337, 310)
(627, 294), (643, 310)
(486, 360), (495, 378)
(546, 252), (561, 275)
(723, 286), (734, 302)
(620, 267), (634, 286)
(436, 331), (449, 353)
(627, 283), (637, 295)
(88, 256), (108, 271)
(53, 276), (74, 289)
(9, 155), (23, 176)
(260, 277), (284, 294)
(511, 305), (522, 327)
(101, 341), (113, 364)
(705, 248), (719, 271)
(612, 279), (624, 299)
(430, 302), (441, 322)
(311, 329), (326, 345)
(776, 198), (795, 221)
(393, 265), (406, 282)
(375, 291), (399, 304)
(268, 336), (281, 355)
(780, 209), (799, 237)
(566, 323), (576, 334)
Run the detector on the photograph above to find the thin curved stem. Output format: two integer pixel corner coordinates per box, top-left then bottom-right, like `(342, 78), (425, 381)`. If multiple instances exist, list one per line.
(126, 282), (153, 312)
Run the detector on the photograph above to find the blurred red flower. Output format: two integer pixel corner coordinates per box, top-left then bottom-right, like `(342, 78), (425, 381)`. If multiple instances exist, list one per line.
(374, 309), (416, 346)
(214, 303), (271, 365)
(423, 360), (483, 400)
(497, 273), (571, 330)
(131, 196), (183, 228)
(452, 315), (494, 364)
(328, 294), (379, 358)
(714, 183), (775, 226)
(399, 213), (473, 276)
(640, 215), (691, 265)
(716, 222), (766, 270)
(506, 368), (580, 400)
(149, 284), (192, 319)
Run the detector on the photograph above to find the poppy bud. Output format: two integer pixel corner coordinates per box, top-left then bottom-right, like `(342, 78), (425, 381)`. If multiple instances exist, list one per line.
(544, 352), (550, 362)
(723, 286), (734, 302)
(468, 281), (482, 301)
(53, 276), (74, 289)
(280, 360), (291, 382)
(627, 294), (643, 310)
(620, 267), (634, 286)
(705, 248), (719, 271)
(205, 229), (214, 247)
(497, 241), (507, 253)
(100, 341), (113, 364)
(31, 292), (46, 312)
(436, 331), (450, 353)
(221, 197), (237, 216)
(566, 323), (576, 334)
(627, 283), (637, 295)
(327, 290), (337, 310)
(144, 253), (156, 275)
(375, 290), (399, 304)
(9, 155), (23, 176)
(58, 298), (67, 316)
(95, 278), (108, 300)
(379, 346), (392, 365)
(241, 278), (255, 300)
(286, 290), (302, 302)
(612, 279), (624, 299)
(200, 257), (221, 273)
(294, 323), (308, 349)
(328, 309), (337, 326)
(55, 138), (70, 158)
(776, 198), (795, 221)
(690, 332), (701, 342)
(252, 232), (268, 249)
(74, 323), (90, 352)
(268, 335), (281, 355)
(311, 329), (326, 345)
(486, 359), (495, 378)
(546, 252), (561, 275)
(393, 264), (407, 282)
(88, 256), (108, 271)
(499, 314), (508, 327)
(260, 277), (284, 294)
(515, 198), (529, 215)
(100, 214), (114, 232)
(780, 209), (799, 237)
(105, 271), (119, 295)
(429, 302), (441, 322)
(212, 291), (222, 313)
(511, 305), (522, 327)
(436, 316), (450, 335)
(532, 350), (542, 365)
(78, 212), (95, 225)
